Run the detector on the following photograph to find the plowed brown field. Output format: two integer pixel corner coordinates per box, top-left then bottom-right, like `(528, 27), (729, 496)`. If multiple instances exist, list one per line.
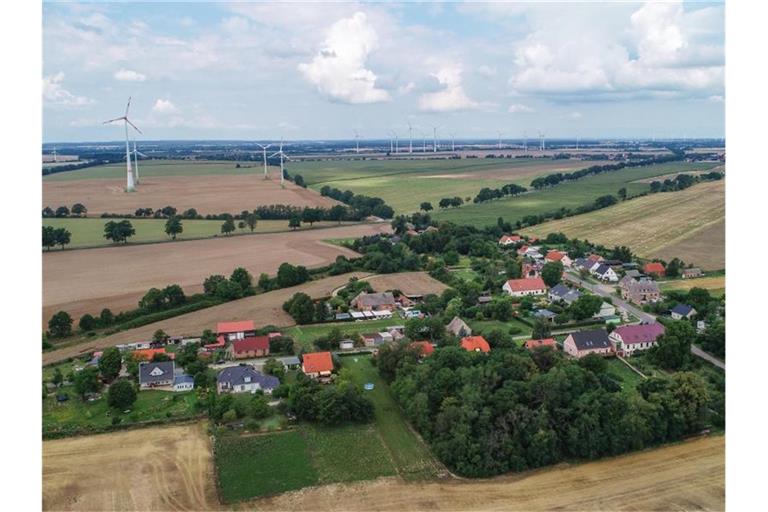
(43, 422), (218, 511)
(42, 223), (391, 324)
(43, 172), (339, 216)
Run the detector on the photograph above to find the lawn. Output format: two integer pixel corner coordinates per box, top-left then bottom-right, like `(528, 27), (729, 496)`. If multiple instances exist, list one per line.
(214, 430), (319, 503)
(450, 267), (480, 283)
(43, 386), (198, 436)
(43, 217), (351, 249)
(305, 424), (397, 483)
(339, 354), (442, 479)
(467, 318), (533, 338)
(431, 162), (716, 228)
(286, 318), (403, 351)
(605, 358), (645, 395)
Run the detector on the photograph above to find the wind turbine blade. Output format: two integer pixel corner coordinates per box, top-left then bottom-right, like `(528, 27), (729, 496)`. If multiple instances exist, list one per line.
(126, 119), (142, 134)
(125, 96), (132, 117)
(103, 117), (125, 124)
(137, 151), (149, 157)
(269, 152), (280, 158)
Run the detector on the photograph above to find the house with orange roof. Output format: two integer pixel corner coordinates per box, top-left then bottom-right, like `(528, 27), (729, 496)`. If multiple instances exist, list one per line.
(502, 277), (547, 297)
(217, 320), (256, 341)
(643, 262), (666, 277)
(545, 250), (572, 267)
(524, 338), (557, 351)
(461, 336), (490, 353)
(498, 234), (522, 246)
(409, 341), (435, 357)
(132, 347), (175, 361)
(302, 351), (334, 380)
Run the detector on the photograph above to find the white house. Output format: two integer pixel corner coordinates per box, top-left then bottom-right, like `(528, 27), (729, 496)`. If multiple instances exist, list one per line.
(216, 366), (279, 394)
(592, 264), (619, 282)
(502, 277), (547, 297)
(609, 323), (665, 357)
(173, 374), (195, 392)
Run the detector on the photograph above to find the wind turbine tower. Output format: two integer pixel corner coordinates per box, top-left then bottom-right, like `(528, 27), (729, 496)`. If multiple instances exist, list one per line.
(270, 140), (289, 187)
(408, 122), (413, 154)
(256, 143), (272, 179)
(497, 131), (502, 150)
(450, 133), (455, 152)
(103, 97), (141, 192)
(52, 146), (57, 163)
(131, 138), (148, 184)
(432, 126), (439, 153)
(354, 131), (360, 154)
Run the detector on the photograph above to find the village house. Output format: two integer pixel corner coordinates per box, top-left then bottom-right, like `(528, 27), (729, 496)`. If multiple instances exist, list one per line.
(643, 262), (666, 278)
(461, 335), (491, 353)
(302, 351), (334, 380)
(682, 268), (704, 279)
(173, 373), (195, 392)
(139, 361), (175, 389)
(671, 304), (697, 320)
(563, 330), (613, 358)
(549, 283), (582, 305)
(609, 323), (665, 357)
(498, 234), (522, 246)
(592, 263), (619, 282)
(217, 320), (256, 341)
(216, 366), (279, 394)
(446, 316), (472, 337)
(524, 338), (557, 351)
(574, 258), (601, 274)
(502, 277), (547, 297)
(409, 341), (435, 357)
(620, 279), (661, 305)
(545, 250), (572, 267)
(534, 309), (557, 322)
(522, 261), (543, 278)
(227, 335), (270, 359)
(133, 347), (175, 362)
(351, 291), (397, 312)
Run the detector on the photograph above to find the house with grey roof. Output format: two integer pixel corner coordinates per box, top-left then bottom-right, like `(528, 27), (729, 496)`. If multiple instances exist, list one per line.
(593, 264), (619, 282)
(139, 361), (175, 389)
(620, 279), (661, 305)
(351, 291), (397, 312)
(671, 304), (697, 320)
(563, 330), (613, 358)
(548, 283), (582, 305)
(446, 316), (472, 337)
(173, 374), (195, 392)
(217, 366), (280, 395)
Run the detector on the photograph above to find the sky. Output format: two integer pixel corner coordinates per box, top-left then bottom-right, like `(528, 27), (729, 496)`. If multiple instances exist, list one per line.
(42, 1), (725, 142)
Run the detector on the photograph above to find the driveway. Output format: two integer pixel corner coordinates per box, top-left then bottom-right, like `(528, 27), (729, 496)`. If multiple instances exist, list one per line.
(564, 270), (725, 371)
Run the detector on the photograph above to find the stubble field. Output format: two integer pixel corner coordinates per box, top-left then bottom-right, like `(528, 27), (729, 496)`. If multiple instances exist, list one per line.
(522, 179), (725, 269)
(42, 422), (218, 511)
(42, 223), (390, 325)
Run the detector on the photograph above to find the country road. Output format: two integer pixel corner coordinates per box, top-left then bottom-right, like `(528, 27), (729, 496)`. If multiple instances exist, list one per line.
(564, 271), (725, 371)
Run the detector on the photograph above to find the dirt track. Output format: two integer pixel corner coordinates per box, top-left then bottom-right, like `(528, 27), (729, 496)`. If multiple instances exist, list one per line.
(43, 422), (218, 511)
(249, 435), (725, 511)
(43, 272), (371, 365)
(43, 172), (339, 216)
(42, 223), (391, 324)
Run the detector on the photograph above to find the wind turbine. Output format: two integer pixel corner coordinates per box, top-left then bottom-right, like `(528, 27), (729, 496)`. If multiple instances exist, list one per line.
(538, 131), (546, 151)
(104, 97), (141, 192)
(256, 143), (272, 179)
(131, 138), (148, 184)
(497, 131), (503, 150)
(354, 130), (360, 154)
(450, 133), (455, 152)
(52, 146), (57, 163)
(523, 131), (528, 152)
(432, 126), (439, 153)
(422, 130), (427, 153)
(270, 140), (289, 187)
(408, 122), (413, 154)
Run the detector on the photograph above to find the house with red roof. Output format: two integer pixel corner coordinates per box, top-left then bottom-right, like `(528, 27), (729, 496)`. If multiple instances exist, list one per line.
(203, 335), (226, 352)
(502, 277), (547, 297)
(132, 347), (175, 361)
(609, 323), (665, 356)
(545, 250), (572, 267)
(302, 351), (334, 380)
(217, 320), (256, 341)
(227, 335), (270, 359)
(498, 234), (522, 246)
(643, 262), (666, 278)
(524, 338), (557, 351)
(409, 341), (435, 357)
(461, 336), (491, 353)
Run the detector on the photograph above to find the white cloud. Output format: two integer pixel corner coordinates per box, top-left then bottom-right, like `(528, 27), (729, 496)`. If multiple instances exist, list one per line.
(114, 69), (146, 82)
(564, 111), (583, 120)
(708, 95), (724, 103)
(477, 65), (497, 78)
(418, 66), (478, 112)
(298, 12), (390, 104)
(508, 103), (534, 113)
(152, 99), (179, 114)
(43, 72), (93, 107)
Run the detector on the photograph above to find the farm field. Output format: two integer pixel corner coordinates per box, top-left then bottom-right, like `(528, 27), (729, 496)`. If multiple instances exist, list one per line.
(659, 275), (726, 297)
(521, 179), (725, 270)
(364, 271), (449, 297)
(43, 271), (373, 366)
(294, 158), (602, 213)
(43, 165), (338, 216)
(431, 161), (717, 228)
(249, 435), (724, 511)
(42, 422), (218, 511)
(43, 160), (264, 181)
(43, 217), (353, 248)
(42, 222), (390, 325)
(340, 355), (443, 480)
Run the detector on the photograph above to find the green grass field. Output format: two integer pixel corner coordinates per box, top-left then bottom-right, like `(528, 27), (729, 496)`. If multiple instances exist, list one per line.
(340, 355), (442, 479)
(305, 424), (397, 483)
(468, 319), (533, 338)
(42, 386), (198, 435)
(430, 162), (716, 228)
(605, 358), (645, 395)
(286, 318), (403, 351)
(215, 430), (319, 502)
(42, 217), (351, 248)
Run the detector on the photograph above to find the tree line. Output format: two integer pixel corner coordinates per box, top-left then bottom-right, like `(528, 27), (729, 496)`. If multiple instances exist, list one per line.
(42, 204), (87, 218)
(319, 186), (395, 219)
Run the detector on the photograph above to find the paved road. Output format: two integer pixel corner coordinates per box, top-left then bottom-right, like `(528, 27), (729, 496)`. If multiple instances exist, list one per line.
(564, 271), (725, 371)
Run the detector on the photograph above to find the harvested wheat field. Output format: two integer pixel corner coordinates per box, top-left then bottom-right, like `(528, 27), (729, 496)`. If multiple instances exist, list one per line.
(43, 223), (391, 324)
(248, 435), (724, 512)
(43, 422), (218, 511)
(522, 179), (725, 269)
(366, 272), (449, 296)
(43, 272), (372, 366)
(43, 171), (339, 216)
